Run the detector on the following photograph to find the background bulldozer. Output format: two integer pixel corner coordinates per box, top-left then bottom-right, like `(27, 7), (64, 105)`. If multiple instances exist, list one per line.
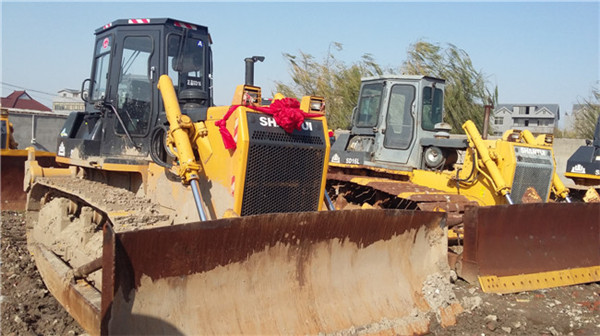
(327, 75), (600, 293)
(23, 18), (461, 335)
(1, 108), (55, 210)
(564, 114), (600, 202)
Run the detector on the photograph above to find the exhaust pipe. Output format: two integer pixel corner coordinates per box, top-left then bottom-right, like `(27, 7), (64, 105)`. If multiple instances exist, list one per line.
(244, 56), (265, 86)
(482, 103), (493, 140)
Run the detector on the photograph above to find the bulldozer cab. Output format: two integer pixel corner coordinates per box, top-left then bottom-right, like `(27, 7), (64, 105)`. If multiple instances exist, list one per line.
(58, 18), (212, 164)
(1, 109), (10, 150)
(565, 114), (600, 186)
(333, 76), (458, 170)
(1, 108), (18, 150)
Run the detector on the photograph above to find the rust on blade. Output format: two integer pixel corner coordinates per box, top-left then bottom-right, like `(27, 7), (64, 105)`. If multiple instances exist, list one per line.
(100, 223), (116, 336)
(417, 200), (475, 213)
(1, 154), (54, 210)
(407, 193), (474, 204)
(102, 209), (456, 335)
(461, 203), (600, 287)
(29, 243), (101, 335)
(366, 181), (441, 195)
(114, 209), (445, 287)
(328, 173), (473, 221)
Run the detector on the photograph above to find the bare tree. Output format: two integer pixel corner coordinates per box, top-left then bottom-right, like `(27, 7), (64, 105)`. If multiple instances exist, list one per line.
(276, 40), (496, 133)
(401, 40), (497, 133)
(572, 87), (600, 139)
(275, 43), (386, 129)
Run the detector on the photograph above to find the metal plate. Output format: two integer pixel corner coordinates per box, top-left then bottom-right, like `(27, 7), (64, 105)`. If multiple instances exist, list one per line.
(1, 152), (54, 210)
(101, 209), (455, 335)
(461, 203), (600, 293)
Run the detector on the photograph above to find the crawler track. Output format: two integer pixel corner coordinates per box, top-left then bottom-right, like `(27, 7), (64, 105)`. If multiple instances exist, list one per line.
(327, 169), (477, 227)
(24, 177), (173, 332)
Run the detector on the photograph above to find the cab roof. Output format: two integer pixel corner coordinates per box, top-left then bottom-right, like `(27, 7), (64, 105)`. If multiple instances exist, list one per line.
(96, 18), (209, 35)
(361, 75), (446, 84)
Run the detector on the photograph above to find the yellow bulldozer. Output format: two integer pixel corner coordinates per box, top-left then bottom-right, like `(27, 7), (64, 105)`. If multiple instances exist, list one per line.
(327, 75), (600, 293)
(1, 108), (55, 210)
(23, 18), (462, 335)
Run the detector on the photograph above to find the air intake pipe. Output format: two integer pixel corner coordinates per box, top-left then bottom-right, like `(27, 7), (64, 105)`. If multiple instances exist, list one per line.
(244, 56), (265, 85)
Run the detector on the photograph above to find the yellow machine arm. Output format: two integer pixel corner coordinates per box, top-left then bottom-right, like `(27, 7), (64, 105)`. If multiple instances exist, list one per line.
(157, 75), (208, 220)
(462, 120), (514, 204)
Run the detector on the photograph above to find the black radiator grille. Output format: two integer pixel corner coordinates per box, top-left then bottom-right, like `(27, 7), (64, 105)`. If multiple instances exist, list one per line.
(241, 143), (325, 216)
(240, 113), (327, 216)
(252, 130), (324, 145)
(511, 146), (554, 203)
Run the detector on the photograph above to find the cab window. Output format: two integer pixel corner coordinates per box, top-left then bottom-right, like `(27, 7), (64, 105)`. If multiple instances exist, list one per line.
(168, 33), (205, 91)
(355, 83), (383, 128)
(422, 86), (443, 131)
(91, 36), (112, 101)
(116, 36), (153, 135)
(383, 84), (415, 149)
(1, 120), (7, 149)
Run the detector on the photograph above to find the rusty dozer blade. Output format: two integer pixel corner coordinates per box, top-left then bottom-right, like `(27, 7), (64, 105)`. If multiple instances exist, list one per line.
(461, 203), (600, 294)
(101, 209), (461, 335)
(1, 150), (55, 210)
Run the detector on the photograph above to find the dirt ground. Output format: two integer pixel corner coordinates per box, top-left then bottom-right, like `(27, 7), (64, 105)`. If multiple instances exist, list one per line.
(1, 210), (85, 336)
(2, 210), (599, 335)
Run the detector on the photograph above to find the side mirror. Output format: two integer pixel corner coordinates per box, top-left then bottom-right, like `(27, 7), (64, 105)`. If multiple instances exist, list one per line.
(81, 78), (91, 103)
(350, 106), (357, 124)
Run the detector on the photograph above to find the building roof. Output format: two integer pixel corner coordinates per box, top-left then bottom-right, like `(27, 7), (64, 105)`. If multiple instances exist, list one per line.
(494, 103), (560, 120)
(1, 91), (51, 112)
(496, 103), (559, 115)
(58, 88), (81, 94)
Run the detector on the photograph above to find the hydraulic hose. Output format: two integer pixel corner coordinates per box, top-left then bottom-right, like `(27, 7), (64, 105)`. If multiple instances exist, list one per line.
(149, 125), (173, 169)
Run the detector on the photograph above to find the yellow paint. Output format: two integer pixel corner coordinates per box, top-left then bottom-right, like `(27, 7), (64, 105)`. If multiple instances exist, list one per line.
(203, 105), (245, 214)
(55, 156), (147, 176)
(315, 113), (330, 211)
(39, 78), (329, 219)
(201, 94), (331, 214)
(447, 227), (462, 240)
(350, 177), (394, 185)
(330, 162), (414, 178)
(341, 167), (501, 206)
(158, 75), (202, 184)
(231, 85), (261, 105)
(463, 120), (510, 197)
(107, 211), (134, 217)
(479, 266), (600, 294)
(1, 149), (55, 157)
(331, 127), (563, 206)
(565, 172), (600, 181)
(300, 96), (325, 114)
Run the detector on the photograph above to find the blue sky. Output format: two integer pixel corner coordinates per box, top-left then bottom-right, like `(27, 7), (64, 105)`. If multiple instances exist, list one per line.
(1, 1), (598, 129)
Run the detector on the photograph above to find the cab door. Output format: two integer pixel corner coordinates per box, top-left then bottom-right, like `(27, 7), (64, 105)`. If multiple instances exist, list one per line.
(372, 83), (417, 165)
(101, 29), (160, 158)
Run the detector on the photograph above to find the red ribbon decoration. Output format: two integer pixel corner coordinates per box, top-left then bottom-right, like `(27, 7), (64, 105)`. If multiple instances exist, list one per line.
(214, 104), (239, 150)
(215, 97), (322, 150)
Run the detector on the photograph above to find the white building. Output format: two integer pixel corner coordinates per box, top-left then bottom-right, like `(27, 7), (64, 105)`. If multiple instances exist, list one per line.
(492, 104), (559, 136)
(53, 89), (84, 114)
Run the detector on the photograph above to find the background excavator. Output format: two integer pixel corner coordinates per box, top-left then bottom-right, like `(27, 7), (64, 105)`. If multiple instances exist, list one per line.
(23, 18), (462, 335)
(327, 75), (600, 293)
